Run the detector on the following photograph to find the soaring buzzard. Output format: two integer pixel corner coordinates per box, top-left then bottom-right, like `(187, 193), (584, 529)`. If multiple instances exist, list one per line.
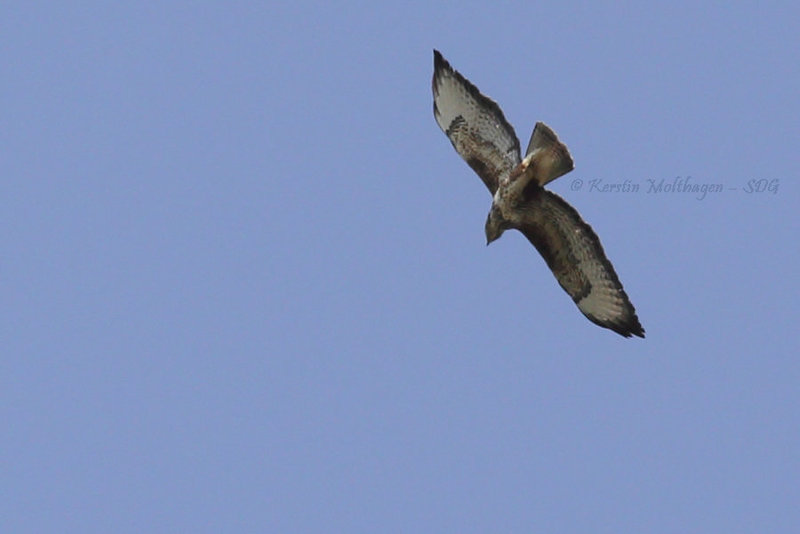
(432, 50), (644, 338)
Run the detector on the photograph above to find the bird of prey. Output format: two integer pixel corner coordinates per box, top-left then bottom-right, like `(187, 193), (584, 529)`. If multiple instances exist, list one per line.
(432, 50), (644, 338)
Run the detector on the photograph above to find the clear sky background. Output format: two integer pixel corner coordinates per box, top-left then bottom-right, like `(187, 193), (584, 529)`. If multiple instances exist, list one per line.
(2, 2), (798, 532)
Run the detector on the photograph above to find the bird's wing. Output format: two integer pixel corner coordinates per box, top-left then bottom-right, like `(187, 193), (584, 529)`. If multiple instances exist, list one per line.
(432, 50), (520, 195)
(515, 189), (644, 338)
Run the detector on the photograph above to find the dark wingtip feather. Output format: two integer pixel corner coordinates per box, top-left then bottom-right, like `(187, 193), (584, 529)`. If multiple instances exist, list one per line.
(619, 306), (645, 338)
(432, 49), (452, 81)
(606, 317), (645, 338)
(631, 321), (645, 338)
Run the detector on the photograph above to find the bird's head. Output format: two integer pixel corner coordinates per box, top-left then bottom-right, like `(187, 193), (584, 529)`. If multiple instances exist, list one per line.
(484, 207), (506, 245)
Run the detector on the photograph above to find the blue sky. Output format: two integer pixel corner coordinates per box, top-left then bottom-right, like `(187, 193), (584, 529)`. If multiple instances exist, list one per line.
(2, 1), (798, 532)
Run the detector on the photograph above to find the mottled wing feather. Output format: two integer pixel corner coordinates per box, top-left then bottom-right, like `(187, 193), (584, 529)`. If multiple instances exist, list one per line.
(432, 50), (520, 194)
(516, 189), (644, 338)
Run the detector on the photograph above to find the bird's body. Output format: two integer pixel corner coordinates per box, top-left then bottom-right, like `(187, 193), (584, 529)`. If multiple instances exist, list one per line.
(432, 50), (644, 338)
(487, 120), (575, 243)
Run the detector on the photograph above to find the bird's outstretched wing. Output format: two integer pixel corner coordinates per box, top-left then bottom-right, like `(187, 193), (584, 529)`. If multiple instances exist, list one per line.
(432, 50), (520, 194)
(516, 188), (645, 338)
